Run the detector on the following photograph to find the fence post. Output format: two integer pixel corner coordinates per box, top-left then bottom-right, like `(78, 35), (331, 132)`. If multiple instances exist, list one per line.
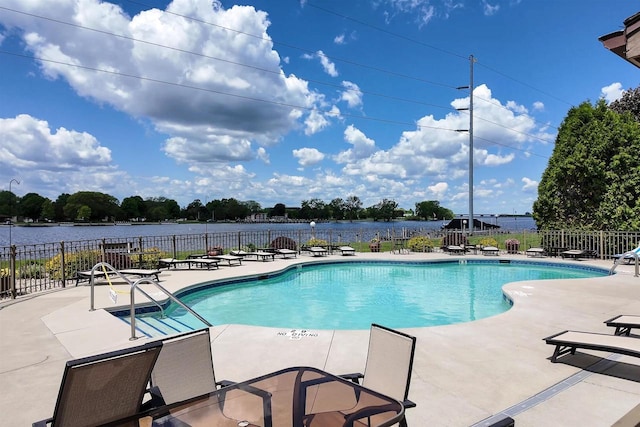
(60, 241), (66, 287)
(10, 245), (16, 299)
(137, 236), (144, 267)
(172, 235), (177, 258)
(237, 231), (241, 250)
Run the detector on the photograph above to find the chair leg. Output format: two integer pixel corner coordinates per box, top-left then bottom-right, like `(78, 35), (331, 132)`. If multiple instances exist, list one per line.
(400, 417), (408, 427)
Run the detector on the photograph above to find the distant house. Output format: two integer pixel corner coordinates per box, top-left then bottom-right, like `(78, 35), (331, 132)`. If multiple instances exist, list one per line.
(599, 12), (640, 68)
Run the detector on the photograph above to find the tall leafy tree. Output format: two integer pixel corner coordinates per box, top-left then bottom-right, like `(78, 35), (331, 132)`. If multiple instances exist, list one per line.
(329, 198), (346, 220)
(533, 99), (640, 230)
(121, 196), (146, 220)
(345, 195), (362, 222)
(18, 193), (48, 221)
(0, 190), (19, 218)
(63, 191), (120, 221)
(415, 200), (453, 220)
(609, 86), (640, 123)
(376, 199), (398, 222)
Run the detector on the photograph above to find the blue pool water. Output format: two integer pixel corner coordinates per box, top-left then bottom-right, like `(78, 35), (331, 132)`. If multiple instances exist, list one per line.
(126, 260), (608, 332)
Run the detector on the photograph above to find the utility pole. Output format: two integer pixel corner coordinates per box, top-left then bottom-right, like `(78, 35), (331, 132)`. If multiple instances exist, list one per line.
(456, 55), (476, 233)
(468, 54), (475, 233)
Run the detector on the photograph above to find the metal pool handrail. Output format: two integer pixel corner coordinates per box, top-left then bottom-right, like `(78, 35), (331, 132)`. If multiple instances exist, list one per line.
(87, 262), (212, 340)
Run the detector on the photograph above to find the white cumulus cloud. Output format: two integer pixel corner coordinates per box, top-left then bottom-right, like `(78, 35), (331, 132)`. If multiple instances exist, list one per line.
(601, 82), (624, 103)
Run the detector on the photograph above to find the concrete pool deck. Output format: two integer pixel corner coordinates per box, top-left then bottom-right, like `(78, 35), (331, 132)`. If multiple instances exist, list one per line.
(2, 252), (640, 426)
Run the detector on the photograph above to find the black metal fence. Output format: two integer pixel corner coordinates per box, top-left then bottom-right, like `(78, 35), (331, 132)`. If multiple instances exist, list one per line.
(1, 228), (638, 299)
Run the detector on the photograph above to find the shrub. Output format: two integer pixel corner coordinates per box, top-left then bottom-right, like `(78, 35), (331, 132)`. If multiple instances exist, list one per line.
(479, 237), (498, 247)
(19, 263), (45, 279)
(270, 236), (297, 250)
(306, 238), (328, 247)
(407, 236), (433, 252)
(46, 249), (101, 280)
(132, 247), (169, 268)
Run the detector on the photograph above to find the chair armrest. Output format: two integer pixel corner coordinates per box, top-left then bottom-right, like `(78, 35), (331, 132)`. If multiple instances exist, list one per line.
(343, 403), (403, 427)
(32, 418), (52, 427)
(340, 372), (364, 384)
(402, 398), (416, 408)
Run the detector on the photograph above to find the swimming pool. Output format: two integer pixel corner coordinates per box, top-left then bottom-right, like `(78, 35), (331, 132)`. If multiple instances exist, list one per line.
(122, 260), (609, 333)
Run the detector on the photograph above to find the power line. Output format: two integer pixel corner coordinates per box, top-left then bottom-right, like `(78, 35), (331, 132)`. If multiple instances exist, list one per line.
(0, 3), (554, 142)
(0, 48), (465, 134)
(0, 3), (555, 156)
(304, 1), (569, 128)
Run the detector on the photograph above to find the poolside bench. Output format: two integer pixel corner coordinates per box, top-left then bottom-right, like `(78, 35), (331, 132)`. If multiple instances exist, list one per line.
(158, 258), (219, 270)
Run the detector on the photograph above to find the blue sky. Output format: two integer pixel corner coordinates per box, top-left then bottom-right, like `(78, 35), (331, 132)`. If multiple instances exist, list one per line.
(0, 0), (637, 215)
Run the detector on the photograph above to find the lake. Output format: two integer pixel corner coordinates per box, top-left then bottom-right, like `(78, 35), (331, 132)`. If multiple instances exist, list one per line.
(0, 216), (536, 247)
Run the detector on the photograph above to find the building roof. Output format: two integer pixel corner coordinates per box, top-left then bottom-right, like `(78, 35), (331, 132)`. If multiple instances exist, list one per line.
(599, 12), (640, 68)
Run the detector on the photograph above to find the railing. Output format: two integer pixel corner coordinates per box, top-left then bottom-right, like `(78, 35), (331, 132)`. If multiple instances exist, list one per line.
(86, 262), (212, 340)
(610, 251), (640, 277)
(2, 228), (639, 299)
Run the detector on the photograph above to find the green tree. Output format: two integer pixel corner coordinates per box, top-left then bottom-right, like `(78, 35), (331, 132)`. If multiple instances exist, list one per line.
(377, 199), (398, 222)
(300, 198), (329, 219)
(63, 191), (120, 221)
(329, 198), (346, 220)
(270, 203), (286, 217)
(76, 205), (91, 221)
(121, 196), (145, 220)
(184, 199), (204, 220)
(41, 199), (55, 221)
(242, 200), (261, 214)
(54, 193), (70, 222)
(0, 190), (19, 218)
(18, 193), (48, 221)
(609, 86), (640, 123)
(144, 197), (180, 221)
(415, 200), (454, 220)
(344, 195), (362, 222)
(533, 99), (640, 230)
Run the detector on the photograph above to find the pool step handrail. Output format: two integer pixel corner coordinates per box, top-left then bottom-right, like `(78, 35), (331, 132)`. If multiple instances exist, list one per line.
(609, 248), (640, 277)
(86, 262), (212, 340)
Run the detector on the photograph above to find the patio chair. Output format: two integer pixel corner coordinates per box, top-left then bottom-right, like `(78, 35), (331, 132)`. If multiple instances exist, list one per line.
(148, 328), (222, 406)
(342, 323), (417, 427)
(33, 341), (162, 427)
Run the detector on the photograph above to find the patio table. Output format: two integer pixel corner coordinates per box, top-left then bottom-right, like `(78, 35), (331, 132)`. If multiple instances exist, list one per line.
(131, 366), (405, 427)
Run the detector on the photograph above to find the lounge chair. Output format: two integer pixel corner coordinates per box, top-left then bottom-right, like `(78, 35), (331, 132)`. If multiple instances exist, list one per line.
(230, 250), (275, 261)
(274, 248), (297, 258)
(338, 246), (356, 255)
(158, 258), (219, 270)
(605, 315), (640, 336)
(613, 401), (640, 427)
(308, 246), (328, 257)
(544, 330), (640, 363)
(560, 249), (597, 260)
(482, 246), (499, 256)
(525, 247), (546, 257)
(148, 329), (222, 406)
(342, 324), (417, 427)
(613, 245), (640, 264)
(33, 341), (162, 427)
(446, 245), (465, 255)
(211, 254), (243, 266)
